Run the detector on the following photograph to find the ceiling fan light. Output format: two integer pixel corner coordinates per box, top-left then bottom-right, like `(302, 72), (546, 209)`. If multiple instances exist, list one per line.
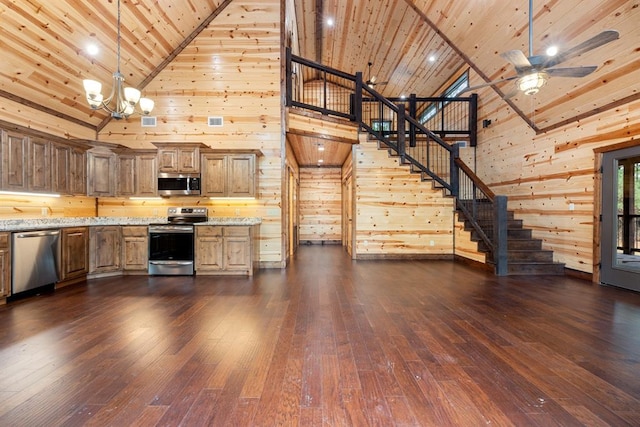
(517, 72), (548, 95)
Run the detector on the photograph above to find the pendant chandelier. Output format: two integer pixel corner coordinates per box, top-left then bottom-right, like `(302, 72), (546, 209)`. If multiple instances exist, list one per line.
(82, 0), (154, 119)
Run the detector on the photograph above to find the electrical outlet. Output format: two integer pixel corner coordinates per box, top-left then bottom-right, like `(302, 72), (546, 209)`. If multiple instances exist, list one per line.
(429, 240), (435, 246)
(41, 207), (49, 216)
(152, 208), (158, 216)
(235, 208), (240, 216)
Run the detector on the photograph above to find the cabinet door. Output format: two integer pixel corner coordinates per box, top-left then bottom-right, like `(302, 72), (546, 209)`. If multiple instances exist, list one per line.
(1, 129), (28, 191)
(0, 233), (10, 297)
(117, 155), (136, 196)
(201, 154), (227, 197)
(51, 144), (70, 194)
(178, 147), (199, 173)
(195, 227), (223, 271)
(61, 227), (89, 281)
(223, 227), (251, 271)
(89, 226), (122, 273)
(69, 149), (86, 195)
(87, 151), (116, 196)
(122, 226), (148, 271)
(136, 154), (157, 196)
(157, 148), (178, 173)
(227, 154), (256, 197)
(29, 138), (51, 192)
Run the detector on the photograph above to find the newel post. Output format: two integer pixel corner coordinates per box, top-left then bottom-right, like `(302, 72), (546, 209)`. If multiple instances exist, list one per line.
(494, 195), (509, 276)
(285, 47), (292, 107)
(397, 105), (406, 159)
(354, 72), (363, 124)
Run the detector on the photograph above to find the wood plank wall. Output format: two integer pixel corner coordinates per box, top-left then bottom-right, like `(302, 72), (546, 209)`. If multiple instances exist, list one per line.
(469, 70), (640, 274)
(353, 139), (458, 258)
(0, 195), (96, 219)
(98, 0), (284, 267)
(299, 167), (342, 243)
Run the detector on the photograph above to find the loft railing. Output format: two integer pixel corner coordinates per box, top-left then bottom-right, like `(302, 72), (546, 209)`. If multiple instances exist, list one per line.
(285, 48), (509, 275)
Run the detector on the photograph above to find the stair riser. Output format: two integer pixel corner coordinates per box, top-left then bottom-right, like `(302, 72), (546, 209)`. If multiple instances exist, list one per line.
(507, 251), (554, 262)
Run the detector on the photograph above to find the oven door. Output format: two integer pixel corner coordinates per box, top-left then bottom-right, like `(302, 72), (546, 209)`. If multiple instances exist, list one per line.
(148, 225), (195, 275)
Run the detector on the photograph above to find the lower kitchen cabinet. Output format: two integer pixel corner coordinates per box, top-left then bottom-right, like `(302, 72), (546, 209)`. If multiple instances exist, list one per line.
(60, 227), (89, 285)
(89, 226), (122, 276)
(122, 226), (148, 273)
(0, 233), (10, 298)
(195, 225), (255, 275)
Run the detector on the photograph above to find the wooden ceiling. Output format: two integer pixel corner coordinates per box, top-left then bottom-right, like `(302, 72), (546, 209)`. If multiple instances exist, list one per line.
(1, 1), (639, 167)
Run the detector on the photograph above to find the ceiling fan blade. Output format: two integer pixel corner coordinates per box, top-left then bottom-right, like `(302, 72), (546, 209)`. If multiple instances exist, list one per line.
(546, 66), (597, 78)
(503, 87), (520, 99)
(370, 75), (377, 84)
(544, 30), (619, 68)
(500, 50), (532, 72)
(460, 75), (519, 93)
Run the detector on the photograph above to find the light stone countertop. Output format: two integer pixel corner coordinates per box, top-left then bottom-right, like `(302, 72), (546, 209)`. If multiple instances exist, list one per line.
(0, 217), (261, 231)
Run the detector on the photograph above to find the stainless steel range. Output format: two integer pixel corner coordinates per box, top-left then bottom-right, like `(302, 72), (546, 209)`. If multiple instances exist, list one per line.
(148, 207), (208, 275)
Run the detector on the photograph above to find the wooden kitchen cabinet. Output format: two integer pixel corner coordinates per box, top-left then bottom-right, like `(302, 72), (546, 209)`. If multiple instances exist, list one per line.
(52, 143), (87, 195)
(69, 148), (86, 195)
(155, 143), (202, 173)
(1, 129), (29, 191)
(122, 226), (148, 273)
(60, 227), (89, 284)
(28, 137), (51, 193)
(87, 149), (117, 196)
(117, 151), (157, 197)
(0, 233), (10, 298)
(201, 153), (257, 198)
(89, 226), (122, 276)
(195, 225), (254, 275)
(195, 226), (224, 272)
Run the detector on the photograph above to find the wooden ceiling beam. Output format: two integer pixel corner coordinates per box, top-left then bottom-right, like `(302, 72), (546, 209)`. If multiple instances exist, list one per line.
(0, 89), (97, 132)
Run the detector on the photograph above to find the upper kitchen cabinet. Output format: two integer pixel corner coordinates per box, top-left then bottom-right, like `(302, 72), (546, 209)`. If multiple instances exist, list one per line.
(201, 152), (258, 198)
(52, 142), (87, 196)
(1, 129), (29, 191)
(28, 137), (51, 193)
(87, 147), (117, 197)
(154, 143), (207, 174)
(116, 150), (158, 196)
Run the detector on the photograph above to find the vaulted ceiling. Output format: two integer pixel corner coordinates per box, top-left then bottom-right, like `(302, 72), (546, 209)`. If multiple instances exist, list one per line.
(1, 1), (639, 166)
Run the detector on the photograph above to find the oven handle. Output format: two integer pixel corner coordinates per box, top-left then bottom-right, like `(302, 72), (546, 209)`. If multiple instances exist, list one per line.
(149, 226), (194, 234)
(148, 261), (193, 266)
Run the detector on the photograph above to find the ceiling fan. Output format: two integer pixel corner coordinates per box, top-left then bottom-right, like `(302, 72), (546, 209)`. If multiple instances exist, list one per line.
(463, 0), (619, 97)
(366, 62), (388, 88)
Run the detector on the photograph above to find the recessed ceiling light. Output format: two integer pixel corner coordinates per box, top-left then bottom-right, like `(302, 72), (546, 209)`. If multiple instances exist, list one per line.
(546, 45), (559, 56)
(318, 145), (325, 151)
(86, 43), (99, 56)
(318, 159), (324, 163)
(428, 55), (437, 63)
(327, 18), (334, 27)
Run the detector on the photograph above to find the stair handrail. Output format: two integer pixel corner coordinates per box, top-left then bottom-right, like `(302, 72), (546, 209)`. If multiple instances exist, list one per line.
(285, 48), (509, 275)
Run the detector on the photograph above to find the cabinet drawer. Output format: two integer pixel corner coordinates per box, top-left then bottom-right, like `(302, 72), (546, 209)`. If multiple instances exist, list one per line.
(196, 226), (222, 237)
(122, 226), (148, 237)
(224, 226), (250, 237)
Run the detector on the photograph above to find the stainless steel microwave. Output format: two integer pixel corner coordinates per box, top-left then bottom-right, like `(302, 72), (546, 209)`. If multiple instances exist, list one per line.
(157, 173), (201, 196)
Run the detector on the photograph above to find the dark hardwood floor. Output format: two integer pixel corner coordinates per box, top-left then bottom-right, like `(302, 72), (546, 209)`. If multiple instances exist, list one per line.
(1, 246), (639, 426)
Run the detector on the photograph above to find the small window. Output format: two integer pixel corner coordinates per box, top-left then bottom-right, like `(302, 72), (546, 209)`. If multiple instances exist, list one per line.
(418, 71), (469, 125)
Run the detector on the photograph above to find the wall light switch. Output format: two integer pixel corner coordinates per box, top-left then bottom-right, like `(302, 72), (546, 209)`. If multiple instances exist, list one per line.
(41, 207), (48, 216)
(569, 203), (575, 211)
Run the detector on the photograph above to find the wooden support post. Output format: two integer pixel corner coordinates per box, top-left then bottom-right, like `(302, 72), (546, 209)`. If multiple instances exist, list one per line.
(285, 48), (292, 107)
(470, 94), (478, 147)
(354, 72), (363, 124)
(409, 94), (417, 147)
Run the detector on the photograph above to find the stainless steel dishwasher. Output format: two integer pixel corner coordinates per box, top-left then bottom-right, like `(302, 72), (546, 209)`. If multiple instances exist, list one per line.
(12, 229), (61, 295)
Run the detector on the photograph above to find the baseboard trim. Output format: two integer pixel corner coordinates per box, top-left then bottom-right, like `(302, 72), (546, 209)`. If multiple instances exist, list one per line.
(454, 254), (493, 272)
(301, 240), (341, 245)
(355, 253), (454, 261)
(564, 267), (593, 282)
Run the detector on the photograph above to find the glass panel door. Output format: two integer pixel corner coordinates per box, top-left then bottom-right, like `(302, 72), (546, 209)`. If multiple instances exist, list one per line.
(601, 145), (640, 291)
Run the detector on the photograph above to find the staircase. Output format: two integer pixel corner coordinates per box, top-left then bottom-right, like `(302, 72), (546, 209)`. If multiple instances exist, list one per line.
(286, 48), (566, 276)
(380, 140), (565, 275)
